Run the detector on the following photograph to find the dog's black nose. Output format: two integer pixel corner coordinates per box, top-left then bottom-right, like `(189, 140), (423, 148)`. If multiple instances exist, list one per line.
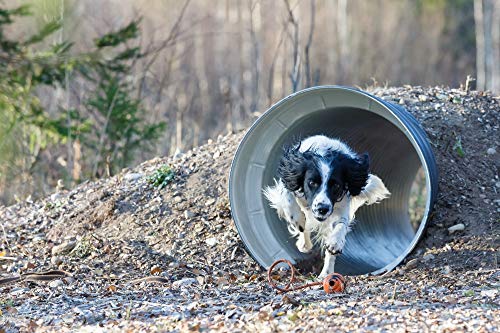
(317, 204), (330, 215)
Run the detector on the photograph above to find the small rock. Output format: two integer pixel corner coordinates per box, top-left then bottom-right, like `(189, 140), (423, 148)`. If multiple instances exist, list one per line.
(486, 148), (496, 155)
(84, 313), (102, 325)
(64, 276), (76, 284)
(480, 289), (498, 298)
(418, 95), (428, 102)
(56, 179), (65, 191)
(124, 173), (143, 182)
(50, 192), (63, 201)
(259, 304), (273, 313)
(73, 307), (84, 315)
(422, 253), (435, 262)
(186, 302), (199, 311)
(184, 210), (195, 219)
(441, 265), (451, 274)
(174, 196), (182, 203)
(205, 198), (216, 207)
(10, 288), (28, 296)
(52, 241), (77, 255)
(205, 237), (217, 247)
(226, 309), (239, 319)
(213, 151), (221, 159)
(171, 312), (183, 321)
(51, 256), (63, 266)
(49, 279), (64, 288)
(172, 278), (198, 288)
(448, 223), (465, 234)
(169, 261), (180, 268)
(496, 181), (500, 188)
(405, 258), (419, 270)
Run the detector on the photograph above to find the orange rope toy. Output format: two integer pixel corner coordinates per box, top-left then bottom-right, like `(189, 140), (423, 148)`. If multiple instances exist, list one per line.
(267, 259), (346, 294)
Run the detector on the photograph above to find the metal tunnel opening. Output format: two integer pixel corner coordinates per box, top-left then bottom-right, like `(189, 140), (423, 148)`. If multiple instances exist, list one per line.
(260, 107), (429, 275)
(229, 86), (437, 276)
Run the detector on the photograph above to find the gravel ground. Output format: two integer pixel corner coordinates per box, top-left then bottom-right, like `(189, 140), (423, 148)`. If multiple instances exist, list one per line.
(0, 86), (499, 332)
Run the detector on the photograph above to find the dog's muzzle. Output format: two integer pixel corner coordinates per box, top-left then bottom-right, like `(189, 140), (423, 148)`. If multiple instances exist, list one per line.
(313, 203), (332, 222)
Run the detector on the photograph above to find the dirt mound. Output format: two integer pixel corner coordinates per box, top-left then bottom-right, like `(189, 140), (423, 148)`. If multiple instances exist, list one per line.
(0, 86), (498, 332)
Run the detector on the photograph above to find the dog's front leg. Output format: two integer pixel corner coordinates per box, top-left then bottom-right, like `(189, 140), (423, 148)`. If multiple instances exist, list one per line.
(294, 212), (313, 253)
(319, 250), (336, 278)
(325, 219), (349, 256)
(295, 197), (314, 253)
(319, 198), (350, 278)
(319, 219), (348, 278)
(296, 228), (313, 253)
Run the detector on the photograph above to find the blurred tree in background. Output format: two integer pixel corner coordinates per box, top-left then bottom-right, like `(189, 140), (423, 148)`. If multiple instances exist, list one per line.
(0, 4), (165, 204)
(0, 0), (498, 205)
(68, 20), (166, 179)
(0, 4), (83, 203)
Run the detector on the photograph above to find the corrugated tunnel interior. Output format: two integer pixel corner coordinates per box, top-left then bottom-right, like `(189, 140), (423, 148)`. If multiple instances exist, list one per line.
(229, 86), (437, 276)
(262, 108), (427, 275)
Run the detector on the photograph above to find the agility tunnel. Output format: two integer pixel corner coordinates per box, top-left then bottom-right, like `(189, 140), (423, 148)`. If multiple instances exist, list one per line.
(229, 86), (438, 275)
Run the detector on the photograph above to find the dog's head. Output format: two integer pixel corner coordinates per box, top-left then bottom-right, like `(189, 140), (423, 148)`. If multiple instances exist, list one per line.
(278, 144), (369, 222)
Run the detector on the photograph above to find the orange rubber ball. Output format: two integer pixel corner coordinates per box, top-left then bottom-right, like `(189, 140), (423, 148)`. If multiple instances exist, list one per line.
(322, 273), (346, 293)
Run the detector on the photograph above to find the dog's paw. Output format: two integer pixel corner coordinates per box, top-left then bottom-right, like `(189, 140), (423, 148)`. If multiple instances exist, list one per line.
(326, 244), (342, 255)
(296, 234), (313, 253)
(325, 237), (345, 256)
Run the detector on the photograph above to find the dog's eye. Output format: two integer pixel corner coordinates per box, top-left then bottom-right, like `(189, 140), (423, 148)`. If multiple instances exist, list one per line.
(308, 180), (318, 188)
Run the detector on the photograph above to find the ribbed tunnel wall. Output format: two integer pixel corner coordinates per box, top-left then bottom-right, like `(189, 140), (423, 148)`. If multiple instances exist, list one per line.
(229, 86), (438, 276)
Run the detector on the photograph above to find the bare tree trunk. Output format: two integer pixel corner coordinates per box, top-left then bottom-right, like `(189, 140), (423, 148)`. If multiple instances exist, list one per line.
(175, 107), (183, 153)
(236, 0), (247, 117)
(304, 0), (316, 88)
(475, 0), (500, 92)
(193, 122), (200, 147)
(492, 0), (500, 92)
(194, 9), (211, 145)
(284, 0), (301, 92)
(260, 0), (275, 105)
(175, 90), (185, 153)
(57, 0), (75, 184)
(72, 139), (81, 182)
(224, 87), (233, 134)
(337, 0), (349, 82)
(475, 0), (486, 90)
(281, 37), (288, 96)
(266, 29), (285, 105)
(483, 0), (495, 91)
(249, 0), (260, 113)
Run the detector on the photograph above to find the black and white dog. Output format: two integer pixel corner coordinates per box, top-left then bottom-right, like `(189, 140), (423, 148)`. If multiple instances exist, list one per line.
(264, 135), (390, 277)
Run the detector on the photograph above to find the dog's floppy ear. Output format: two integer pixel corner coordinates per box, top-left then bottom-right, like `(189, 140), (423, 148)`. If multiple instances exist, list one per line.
(344, 153), (370, 196)
(277, 146), (309, 193)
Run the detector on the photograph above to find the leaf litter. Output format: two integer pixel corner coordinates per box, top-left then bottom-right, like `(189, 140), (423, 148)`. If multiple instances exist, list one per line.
(0, 86), (499, 332)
